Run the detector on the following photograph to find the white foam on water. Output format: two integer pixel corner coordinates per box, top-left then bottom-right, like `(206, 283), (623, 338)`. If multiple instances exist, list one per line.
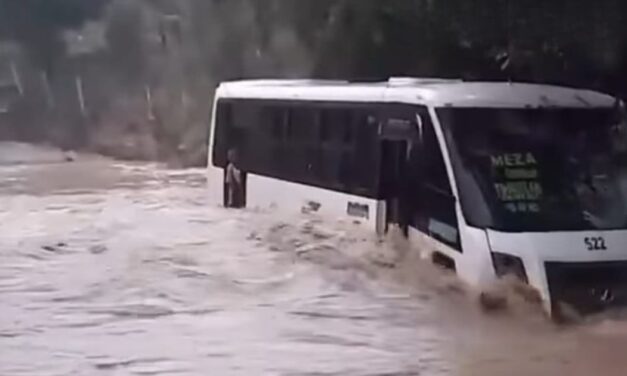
(1, 145), (627, 375)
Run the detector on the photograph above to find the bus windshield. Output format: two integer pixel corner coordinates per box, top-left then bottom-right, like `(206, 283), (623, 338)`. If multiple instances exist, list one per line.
(438, 107), (627, 232)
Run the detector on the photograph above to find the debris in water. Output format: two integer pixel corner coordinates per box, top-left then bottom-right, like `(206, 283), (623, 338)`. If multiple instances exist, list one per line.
(371, 257), (397, 269)
(89, 245), (108, 255)
(511, 280), (543, 305)
(42, 242), (68, 253)
(246, 231), (262, 241)
(301, 201), (321, 214)
(554, 302), (582, 324)
(64, 151), (77, 162)
(479, 291), (508, 312)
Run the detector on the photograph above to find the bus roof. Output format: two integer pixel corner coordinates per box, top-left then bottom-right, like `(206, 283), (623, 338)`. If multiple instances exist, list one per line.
(216, 78), (617, 109)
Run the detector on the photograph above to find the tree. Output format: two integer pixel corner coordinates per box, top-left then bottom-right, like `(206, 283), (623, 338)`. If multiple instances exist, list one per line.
(0, 0), (109, 73)
(105, 0), (144, 81)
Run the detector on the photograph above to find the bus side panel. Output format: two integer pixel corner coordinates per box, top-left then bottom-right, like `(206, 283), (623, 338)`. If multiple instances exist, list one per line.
(407, 223), (497, 292)
(207, 164), (225, 206)
(455, 224), (497, 288)
(207, 94), (225, 205)
(207, 94), (220, 168)
(247, 172), (382, 232)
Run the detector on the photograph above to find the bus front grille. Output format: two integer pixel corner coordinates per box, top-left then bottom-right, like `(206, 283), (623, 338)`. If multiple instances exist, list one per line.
(545, 261), (627, 315)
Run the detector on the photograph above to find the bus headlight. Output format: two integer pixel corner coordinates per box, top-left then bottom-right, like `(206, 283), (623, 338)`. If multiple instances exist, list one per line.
(491, 252), (528, 283)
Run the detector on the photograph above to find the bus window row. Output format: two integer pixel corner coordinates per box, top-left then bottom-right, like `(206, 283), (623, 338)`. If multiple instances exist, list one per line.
(213, 99), (381, 198)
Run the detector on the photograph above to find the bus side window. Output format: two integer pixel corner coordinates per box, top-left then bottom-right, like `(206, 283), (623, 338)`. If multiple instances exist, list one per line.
(267, 106), (289, 177)
(318, 108), (352, 190)
(261, 107), (282, 140)
(212, 101), (232, 168)
(229, 101), (262, 171)
(289, 106), (317, 180)
(217, 101), (380, 201)
(352, 111), (379, 195)
(412, 114), (461, 251)
(422, 121), (452, 194)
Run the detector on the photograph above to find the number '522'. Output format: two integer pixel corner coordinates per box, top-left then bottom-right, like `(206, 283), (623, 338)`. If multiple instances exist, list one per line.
(585, 237), (607, 251)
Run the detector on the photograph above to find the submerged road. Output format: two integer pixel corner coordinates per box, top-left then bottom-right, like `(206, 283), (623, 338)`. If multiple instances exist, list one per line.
(1, 142), (627, 375)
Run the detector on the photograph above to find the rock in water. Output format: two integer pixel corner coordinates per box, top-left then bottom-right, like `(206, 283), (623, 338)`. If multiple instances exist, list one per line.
(89, 245), (108, 255)
(64, 151), (77, 162)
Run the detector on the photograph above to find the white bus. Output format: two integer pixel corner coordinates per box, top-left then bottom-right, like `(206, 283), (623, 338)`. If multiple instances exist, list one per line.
(208, 77), (627, 318)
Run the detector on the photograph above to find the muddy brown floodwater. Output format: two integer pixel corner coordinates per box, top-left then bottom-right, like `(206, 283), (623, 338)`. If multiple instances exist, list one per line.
(1, 142), (627, 376)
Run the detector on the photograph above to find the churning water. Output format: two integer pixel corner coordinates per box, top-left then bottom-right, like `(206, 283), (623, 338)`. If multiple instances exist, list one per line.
(1, 142), (627, 376)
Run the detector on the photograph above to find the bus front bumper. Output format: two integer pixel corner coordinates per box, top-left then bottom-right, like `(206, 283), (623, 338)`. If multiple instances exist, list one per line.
(545, 261), (627, 316)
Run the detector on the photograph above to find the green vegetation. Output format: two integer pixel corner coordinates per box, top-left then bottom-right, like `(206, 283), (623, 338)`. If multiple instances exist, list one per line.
(1, 0), (627, 165)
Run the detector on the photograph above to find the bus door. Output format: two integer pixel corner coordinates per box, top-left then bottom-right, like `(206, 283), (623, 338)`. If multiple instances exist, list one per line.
(409, 110), (462, 253)
(380, 139), (409, 231)
(379, 106), (419, 235)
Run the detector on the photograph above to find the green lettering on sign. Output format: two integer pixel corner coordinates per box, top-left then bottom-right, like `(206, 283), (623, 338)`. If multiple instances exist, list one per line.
(491, 153), (538, 168)
(504, 168), (539, 180)
(494, 181), (543, 202)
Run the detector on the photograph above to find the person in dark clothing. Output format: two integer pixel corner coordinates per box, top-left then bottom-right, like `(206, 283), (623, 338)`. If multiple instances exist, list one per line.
(225, 148), (244, 208)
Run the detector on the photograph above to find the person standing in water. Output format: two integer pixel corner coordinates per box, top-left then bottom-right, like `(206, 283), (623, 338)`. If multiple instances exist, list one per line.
(225, 148), (244, 208)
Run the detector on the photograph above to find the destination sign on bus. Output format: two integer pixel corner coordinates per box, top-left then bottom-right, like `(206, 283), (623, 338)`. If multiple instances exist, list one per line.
(490, 152), (543, 214)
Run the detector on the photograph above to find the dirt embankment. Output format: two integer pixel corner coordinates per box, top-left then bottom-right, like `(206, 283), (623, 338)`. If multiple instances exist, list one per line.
(89, 118), (208, 168)
(30, 94), (210, 168)
(1, 109), (208, 168)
